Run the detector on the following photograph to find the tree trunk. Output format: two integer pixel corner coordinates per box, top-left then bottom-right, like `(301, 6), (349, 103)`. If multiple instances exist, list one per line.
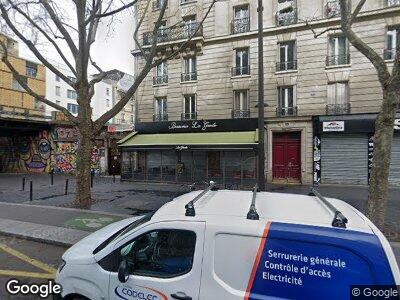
(74, 125), (93, 208)
(367, 88), (398, 230)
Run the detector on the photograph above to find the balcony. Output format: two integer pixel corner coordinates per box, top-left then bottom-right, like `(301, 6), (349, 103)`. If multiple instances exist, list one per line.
(181, 72), (197, 82)
(276, 8), (297, 26)
(232, 109), (250, 119)
(232, 65), (250, 76)
(153, 114), (168, 122)
(153, 75), (168, 85)
(152, 0), (167, 11)
(325, 1), (340, 18)
(384, 48), (397, 60)
(143, 22), (203, 46)
(326, 53), (350, 66)
(326, 103), (351, 115)
(387, 0), (400, 7)
(276, 60), (297, 72)
(276, 106), (298, 117)
(181, 112), (197, 120)
(231, 18), (250, 34)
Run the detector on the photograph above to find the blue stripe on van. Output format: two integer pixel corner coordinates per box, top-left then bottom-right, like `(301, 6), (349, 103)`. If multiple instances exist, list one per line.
(248, 222), (395, 300)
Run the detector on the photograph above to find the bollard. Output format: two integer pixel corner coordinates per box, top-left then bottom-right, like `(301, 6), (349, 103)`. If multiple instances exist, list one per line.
(22, 177), (26, 191)
(29, 181), (33, 201)
(91, 172), (94, 188)
(65, 179), (69, 195)
(51, 170), (54, 186)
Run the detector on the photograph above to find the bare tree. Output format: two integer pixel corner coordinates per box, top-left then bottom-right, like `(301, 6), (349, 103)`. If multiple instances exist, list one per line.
(0, 0), (216, 207)
(307, 0), (399, 231)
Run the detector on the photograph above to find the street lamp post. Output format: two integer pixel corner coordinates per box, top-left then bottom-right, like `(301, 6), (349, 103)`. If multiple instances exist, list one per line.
(257, 0), (266, 191)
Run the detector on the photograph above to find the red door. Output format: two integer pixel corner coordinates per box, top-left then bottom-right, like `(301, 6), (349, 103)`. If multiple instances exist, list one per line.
(272, 132), (301, 182)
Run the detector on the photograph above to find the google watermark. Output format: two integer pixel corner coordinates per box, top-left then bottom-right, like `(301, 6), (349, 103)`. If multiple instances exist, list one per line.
(351, 285), (399, 299)
(6, 279), (62, 298)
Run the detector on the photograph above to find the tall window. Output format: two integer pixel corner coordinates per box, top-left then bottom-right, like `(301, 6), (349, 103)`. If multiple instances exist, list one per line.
(233, 90), (250, 118)
(154, 62), (168, 85)
(67, 89), (77, 99)
(183, 94), (196, 120)
(182, 57), (197, 82)
(276, 0), (297, 26)
(325, 0), (340, 18)
(55, 86), (61, 96)
(278, 86), (296, 116)
(385, 27), (400, 60)
(25, 62), (38, 78)
(232, 5), (250, 34)
(157, 20), (168, 41)
(327, 82), (350, 114)
(67, 103), (78, 114)
(327, 35), (349, 66)
(277, 41), (296, 71)
(233, 48), (250, 76)
(183, 15), (197, 37)
(154, 98), (167, 121)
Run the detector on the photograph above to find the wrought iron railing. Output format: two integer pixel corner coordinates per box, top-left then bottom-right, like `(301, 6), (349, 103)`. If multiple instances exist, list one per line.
(276, 8), (298, 26)
(387, 0), (400, 7)
(143, 22), (203, 46)
(276, 106), (298, 117)
(181, 72), (197, 82)
(326, 53), (350, 66)
(232, 65), (250, 76)
(325, 1), (341, 18)
(231, 18), (250, 34)
(152, 0), (167, 11)
(232, 109), (250, 118)
(153, 75), (168, 85)
(326, 103), (351, 115)
(153, 114), (168, 121)
(384, 48), (397, 60)
(276, 60), (297, 72)
(181, 112), (197, 120)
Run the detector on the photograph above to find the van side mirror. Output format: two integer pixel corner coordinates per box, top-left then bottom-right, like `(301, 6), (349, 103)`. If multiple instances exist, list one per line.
(118, 260), (132, 283)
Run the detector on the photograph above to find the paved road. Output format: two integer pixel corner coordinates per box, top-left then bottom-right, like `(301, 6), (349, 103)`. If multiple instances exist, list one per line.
(0, 235), (66, 299)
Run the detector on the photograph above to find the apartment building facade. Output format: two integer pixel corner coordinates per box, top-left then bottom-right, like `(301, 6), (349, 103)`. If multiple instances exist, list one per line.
(120, 0), (400, 186)
(0, 34), (46, 121)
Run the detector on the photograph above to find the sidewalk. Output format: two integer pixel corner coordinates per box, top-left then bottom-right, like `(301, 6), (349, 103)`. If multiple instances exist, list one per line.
(0, 202), (129, 246)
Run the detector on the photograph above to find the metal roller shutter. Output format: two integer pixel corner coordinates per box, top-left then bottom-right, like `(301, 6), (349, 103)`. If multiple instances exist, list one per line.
(389, 135), (400, 186)
(321, 134), (368, 185)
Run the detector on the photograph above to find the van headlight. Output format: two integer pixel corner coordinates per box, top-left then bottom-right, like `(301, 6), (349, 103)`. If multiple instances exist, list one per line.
(58, 259), (66, 273)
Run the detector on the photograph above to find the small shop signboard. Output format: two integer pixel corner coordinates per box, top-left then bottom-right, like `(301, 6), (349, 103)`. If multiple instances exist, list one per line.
(322, 121), (345, 132)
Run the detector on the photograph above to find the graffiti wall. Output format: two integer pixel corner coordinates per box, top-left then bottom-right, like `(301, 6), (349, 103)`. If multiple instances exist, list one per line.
(0, 131), (52, 173)
(0, 125), (105, 174)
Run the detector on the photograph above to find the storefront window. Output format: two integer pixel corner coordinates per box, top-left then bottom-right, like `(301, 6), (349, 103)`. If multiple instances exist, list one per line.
(177, 152), (193, 183)
(121, 151), (132, 180)
(242, 151), (256, 186)
(134, 151), (146, 181)
(147, 151), (161, 181)
(162, 151), (176, 182)
(224, 151), (242, 187)
(193, 151), (206, 182)
(207, 151), (223, 183)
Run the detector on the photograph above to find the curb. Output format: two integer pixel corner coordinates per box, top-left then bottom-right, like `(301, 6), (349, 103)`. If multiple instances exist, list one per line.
(0, 230), (76, 247)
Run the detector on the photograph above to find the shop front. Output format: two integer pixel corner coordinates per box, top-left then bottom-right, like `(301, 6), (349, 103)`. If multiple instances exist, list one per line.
(118, 118), (259, 188)
(313, 113), (400, 186)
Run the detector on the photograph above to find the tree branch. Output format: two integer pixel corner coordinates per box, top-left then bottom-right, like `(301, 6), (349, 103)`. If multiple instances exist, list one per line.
(349, 0), (366, 26)
(87, 0), (138, 23)
(0, 41), (78, 124)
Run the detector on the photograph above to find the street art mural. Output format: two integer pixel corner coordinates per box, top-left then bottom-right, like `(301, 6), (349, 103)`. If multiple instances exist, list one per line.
(0, 126), (106, 174)
(0, 131), (52, 173)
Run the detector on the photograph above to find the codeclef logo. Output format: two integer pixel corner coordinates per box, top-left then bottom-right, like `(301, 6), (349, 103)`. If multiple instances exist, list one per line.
(114, 285), (168, 300)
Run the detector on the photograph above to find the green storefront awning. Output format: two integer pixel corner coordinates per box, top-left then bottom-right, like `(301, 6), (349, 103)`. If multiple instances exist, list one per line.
(118, 130), (258, 149)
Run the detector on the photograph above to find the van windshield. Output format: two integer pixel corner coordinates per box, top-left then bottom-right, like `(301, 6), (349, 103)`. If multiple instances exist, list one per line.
(93, 212), (154, 255)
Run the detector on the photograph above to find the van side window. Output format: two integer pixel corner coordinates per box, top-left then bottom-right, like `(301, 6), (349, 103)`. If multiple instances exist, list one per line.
(121, 229), (196, 278)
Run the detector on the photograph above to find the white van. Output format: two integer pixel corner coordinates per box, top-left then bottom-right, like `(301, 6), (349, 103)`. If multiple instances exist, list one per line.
(55, 185), (399, 300)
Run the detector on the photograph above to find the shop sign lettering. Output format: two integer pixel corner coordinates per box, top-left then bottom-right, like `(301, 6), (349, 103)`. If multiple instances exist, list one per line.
(168, 120), (218, 131)
(322, 121), (345, 132)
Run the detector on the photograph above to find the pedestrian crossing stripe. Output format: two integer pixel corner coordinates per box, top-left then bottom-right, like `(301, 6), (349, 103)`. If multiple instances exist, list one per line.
(0, 243), (57, 279)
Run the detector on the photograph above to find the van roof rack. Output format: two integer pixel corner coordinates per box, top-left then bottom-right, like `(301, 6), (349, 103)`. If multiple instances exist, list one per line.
(185, 181), (218, 217)
(247, 184), (260, 220)
(308, 187), (348, 228)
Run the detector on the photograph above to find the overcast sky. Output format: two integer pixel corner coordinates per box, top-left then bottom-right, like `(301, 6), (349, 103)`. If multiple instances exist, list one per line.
(19, 9), (135, 76)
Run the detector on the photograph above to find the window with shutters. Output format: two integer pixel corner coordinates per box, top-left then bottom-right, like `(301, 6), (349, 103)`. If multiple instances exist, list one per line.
(326, 82), (350, 115)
